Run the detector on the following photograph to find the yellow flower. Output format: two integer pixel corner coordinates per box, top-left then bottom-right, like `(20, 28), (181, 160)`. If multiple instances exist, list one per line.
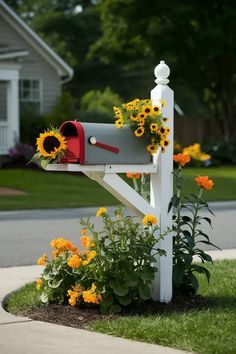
(36, 130), (67, 159)
(130, 113), (139, 121)
(36, 278), (43, 290)
(150, 123), (158, 133)
(37, 253), (48, 266)
(134, 127), (145, 137)
(143, 214), (158, 225)
(146, 144), (158, 154)
(160, 139), (170, 149)
(163, 117), (169, 123)
(67, 254), (82, 269)
(152, 105), (160, 115)
(138, 118), (145, 126)
(115, 119), (124, 128)
(143, 105), (152, 115)
(81, 228), (87, 235)
(96, 207), (107, 217)
(82, 260), (89, 266)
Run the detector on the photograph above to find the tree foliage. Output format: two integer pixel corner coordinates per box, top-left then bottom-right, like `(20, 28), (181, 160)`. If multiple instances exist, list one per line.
(91, 0), (236, 142)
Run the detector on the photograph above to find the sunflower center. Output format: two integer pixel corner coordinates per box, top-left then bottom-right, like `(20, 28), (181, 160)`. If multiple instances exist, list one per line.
(43, 136), (60, 153)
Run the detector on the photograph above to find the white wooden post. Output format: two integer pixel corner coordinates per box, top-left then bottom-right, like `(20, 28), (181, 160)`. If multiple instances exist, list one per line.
(150, 60), (174, 302)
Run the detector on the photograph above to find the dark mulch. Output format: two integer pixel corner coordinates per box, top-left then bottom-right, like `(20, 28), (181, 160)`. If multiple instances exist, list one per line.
(21, 295), (211, 330)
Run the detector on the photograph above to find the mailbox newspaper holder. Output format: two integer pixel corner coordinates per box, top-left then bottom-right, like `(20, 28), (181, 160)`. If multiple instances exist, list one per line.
(59, 121), (151, 165)
(47, 61), (174, 304)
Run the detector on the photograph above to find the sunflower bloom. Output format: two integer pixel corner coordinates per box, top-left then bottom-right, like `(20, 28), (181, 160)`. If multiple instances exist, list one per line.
(36, 130), (67, 159)
(152, 105), (160, 114)
(150, 123), (158, 133)
(96, 207), (107, 217)
(134, 127), (144, 137)
(143, 105), (152, 114)
(143, 214), (158, 225)
(115, 119), (124, 128)
(173, 153), (191, 167)
(195, 176), (214, 190)
(147, 144), (158, 154)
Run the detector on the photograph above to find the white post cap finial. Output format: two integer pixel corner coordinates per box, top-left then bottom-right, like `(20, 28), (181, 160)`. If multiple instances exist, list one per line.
(154, 60), (170, 85)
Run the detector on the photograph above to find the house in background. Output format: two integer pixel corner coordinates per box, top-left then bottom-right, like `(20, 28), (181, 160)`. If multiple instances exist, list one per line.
(0, 0), (73, 155)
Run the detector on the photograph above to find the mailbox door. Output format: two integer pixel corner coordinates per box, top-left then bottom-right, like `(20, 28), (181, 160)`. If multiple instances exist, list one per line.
(59, 121), (85, 164)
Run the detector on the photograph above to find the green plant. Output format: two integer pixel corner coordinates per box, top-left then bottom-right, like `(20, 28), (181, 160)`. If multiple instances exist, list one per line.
(80, 87), (122, 116)
(170, 153), (220, 295)
(37, 207), (168, 313)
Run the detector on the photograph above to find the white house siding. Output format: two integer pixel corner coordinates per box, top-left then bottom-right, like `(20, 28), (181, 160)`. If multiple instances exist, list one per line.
(0, 14), (61, 114)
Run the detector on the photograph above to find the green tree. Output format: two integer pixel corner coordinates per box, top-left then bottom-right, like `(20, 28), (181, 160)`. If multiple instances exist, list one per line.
(90, 0), (236, 143)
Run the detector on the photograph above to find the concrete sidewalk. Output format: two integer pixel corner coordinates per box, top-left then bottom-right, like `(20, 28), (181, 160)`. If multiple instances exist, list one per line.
(1, 249), (236, 354)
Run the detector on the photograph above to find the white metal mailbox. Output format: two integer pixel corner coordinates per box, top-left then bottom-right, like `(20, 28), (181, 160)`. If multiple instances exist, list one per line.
(59, 121), (151, 165)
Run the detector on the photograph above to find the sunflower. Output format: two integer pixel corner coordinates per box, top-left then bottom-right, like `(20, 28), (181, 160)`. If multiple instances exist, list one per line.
(163, 117), (169, 123)
(36, 130), (67, 159)
(143, 105), (152, 114)
(115, 119), (124, 128)
(138, 118), (145, 126)
(147, 144), (158, 154)
(130, 113), (139, 121)
(134, 127), (145, 137)
(150, 123), (158, 133)
(152, 105), (160, 115)
(160, 139), (170, 149)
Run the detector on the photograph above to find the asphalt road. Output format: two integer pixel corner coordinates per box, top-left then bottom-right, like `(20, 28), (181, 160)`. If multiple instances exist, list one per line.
(0, 203), (235, 267)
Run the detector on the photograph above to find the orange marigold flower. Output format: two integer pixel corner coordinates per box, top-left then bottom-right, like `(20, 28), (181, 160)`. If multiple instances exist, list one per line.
(80, 235), (93, 248)
(126, 173), (141, 179)
(50, 237), (78, 255)
(82, 283), (102, 305)
(37, 253), (48, 266)
(173, 153), (191, 167)
(195, 176), (214, 190)
(36, 278), (43, 290)
(143, 214), (158, 225)
(67, 254), (82, 269)
(67, 284), (84, 306)
(81, 228), (87, 235)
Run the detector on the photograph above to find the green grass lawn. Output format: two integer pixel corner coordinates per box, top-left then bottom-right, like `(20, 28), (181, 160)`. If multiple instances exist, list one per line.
(0, 166), (235, 210)
(89, 260), (236, 354)
(6, 260), (236, 354)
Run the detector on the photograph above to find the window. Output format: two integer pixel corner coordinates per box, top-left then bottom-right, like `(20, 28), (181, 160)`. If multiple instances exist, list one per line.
(19, 79), (42, 116)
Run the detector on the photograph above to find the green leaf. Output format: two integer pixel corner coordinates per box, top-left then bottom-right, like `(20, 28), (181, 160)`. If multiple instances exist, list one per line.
(48, 277), (63, 289)
(109, 279), (129, 296)
(203, 217), (213, 228)
(116, 293), (131, 306)
(40, 293), (49, 304)
(100, 294), (113, 307)
(40, 159), (48, 170)
(182, 253), (193, 264)
(126, 272), (139, 286)
(190, 273), (199, 292)
(110, 304), (122, 313)
(182, 215), (192, 222)
(139, 283), (151, 300)
(173, 264), (185, 287)
(140, 267), (155, 281)
(192, 265), (211, 283)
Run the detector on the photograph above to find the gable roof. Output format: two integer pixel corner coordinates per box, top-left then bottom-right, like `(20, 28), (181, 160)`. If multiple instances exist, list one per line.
(0, 0), (73, 83)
